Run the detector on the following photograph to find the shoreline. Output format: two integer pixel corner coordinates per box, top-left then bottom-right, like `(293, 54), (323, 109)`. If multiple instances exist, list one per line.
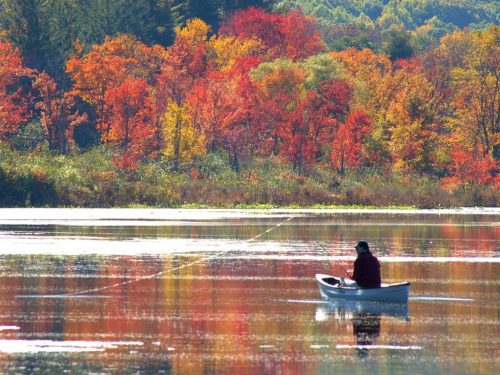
(0, 206), (498, 226)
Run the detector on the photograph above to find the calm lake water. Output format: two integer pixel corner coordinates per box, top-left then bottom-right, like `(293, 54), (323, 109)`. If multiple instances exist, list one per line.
(0, 208), (498, 375)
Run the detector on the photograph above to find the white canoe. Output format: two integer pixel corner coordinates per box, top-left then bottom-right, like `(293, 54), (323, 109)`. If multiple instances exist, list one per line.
(316, 274), (410, 303)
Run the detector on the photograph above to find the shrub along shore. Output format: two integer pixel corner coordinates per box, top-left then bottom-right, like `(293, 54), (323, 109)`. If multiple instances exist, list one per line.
(1, 145), (497, 208)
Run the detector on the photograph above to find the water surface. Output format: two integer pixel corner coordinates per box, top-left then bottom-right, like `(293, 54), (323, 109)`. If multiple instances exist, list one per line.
(0, 208), (498, 374)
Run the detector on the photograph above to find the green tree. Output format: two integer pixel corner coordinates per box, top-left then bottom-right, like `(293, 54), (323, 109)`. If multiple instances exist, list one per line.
(222, 0), (274, 13)
(382, 27), (414, 60)
(0, 0), (47, 70)
(76, 0), (158, 44)
(43, 0), (80, 82)
(187, 0), (219, 28)
(150, 0), (175, 45)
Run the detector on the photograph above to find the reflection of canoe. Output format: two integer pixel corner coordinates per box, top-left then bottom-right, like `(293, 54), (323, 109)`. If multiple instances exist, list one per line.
(315, 299), (409, 322)
(316, 274), (410, 303)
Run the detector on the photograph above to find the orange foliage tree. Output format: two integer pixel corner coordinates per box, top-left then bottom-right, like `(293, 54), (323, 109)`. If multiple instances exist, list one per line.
(165, 18), (210, 90)
(331, 48), (392, 111)
(251, 60), (350, 173)
(66, 35), (164, 140)
(189, 72), (243, 167)
(104, 78), (154, 169)
(442, 151), (499, 189)
(33, 72), (87, 153)
(331, 110), (371, 175)
(385, 67), (445, 173)
(332, 48), (394, 166)
(0, 41), (32, 143)
(188, 56), (263, 171)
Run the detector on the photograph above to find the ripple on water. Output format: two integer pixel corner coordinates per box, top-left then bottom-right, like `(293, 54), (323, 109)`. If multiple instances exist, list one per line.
(0, 209), (497, 375)
(0, 340), (143, 353)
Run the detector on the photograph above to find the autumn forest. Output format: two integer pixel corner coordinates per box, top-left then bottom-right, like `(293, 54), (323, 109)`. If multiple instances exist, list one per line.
(0, 0), (498, 207)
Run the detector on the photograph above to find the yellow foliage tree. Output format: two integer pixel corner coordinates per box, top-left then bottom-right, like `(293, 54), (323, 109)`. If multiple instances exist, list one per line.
(447, 26), (499, 160)
(332, 48), (394, 165)
(207, 35), (264, 71)
(162, 102), (205, 169)
(385, 71), (441, 173)
(332, 48), (392, 112)
(174, 18), (210, 47)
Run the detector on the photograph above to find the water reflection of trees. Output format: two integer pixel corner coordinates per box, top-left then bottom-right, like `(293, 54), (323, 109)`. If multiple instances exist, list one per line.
(10, 351), (172, 374)
(0, 214), (498, 374)
(4, 213), (498, 259)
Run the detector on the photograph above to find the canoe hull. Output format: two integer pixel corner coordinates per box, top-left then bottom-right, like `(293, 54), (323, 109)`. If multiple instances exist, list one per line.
(316, 274), (410, 303)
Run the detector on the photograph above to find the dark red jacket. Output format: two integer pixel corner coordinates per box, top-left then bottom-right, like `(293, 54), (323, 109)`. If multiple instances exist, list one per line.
(352, 251), (381, 288)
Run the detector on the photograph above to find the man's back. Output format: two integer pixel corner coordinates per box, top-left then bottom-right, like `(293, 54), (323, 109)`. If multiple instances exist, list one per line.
(352, 251), (381, 288)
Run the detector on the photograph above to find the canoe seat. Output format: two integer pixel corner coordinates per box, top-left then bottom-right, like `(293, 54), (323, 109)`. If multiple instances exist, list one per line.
(323, 277), (339, 286)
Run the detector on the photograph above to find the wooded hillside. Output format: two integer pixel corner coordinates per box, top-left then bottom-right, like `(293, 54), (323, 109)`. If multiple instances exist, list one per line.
(0, 2), (498, 207)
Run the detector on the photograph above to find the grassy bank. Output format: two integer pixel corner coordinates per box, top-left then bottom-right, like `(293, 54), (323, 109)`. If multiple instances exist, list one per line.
(0, 145), (497, 208)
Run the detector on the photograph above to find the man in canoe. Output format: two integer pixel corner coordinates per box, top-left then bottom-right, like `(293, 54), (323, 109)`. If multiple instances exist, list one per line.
(350, 241), (381, 288)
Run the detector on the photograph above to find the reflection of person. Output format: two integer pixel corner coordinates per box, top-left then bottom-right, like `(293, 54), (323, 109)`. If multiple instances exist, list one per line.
(352, 312), (381, 358)
(351, 241), (381, 288)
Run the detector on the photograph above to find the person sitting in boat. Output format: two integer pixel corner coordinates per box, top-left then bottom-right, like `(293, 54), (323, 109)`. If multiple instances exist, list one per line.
(350, 241), (381, 288)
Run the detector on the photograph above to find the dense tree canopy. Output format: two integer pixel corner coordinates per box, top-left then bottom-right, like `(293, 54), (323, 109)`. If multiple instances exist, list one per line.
(0, 4), (498, 203)
(276, 0), (499, 55)
(0, 0), (274, 82)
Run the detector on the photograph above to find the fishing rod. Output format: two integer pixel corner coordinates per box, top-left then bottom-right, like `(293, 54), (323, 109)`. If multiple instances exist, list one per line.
(338, 264), (352, 277)
(54, 215), (296, 297)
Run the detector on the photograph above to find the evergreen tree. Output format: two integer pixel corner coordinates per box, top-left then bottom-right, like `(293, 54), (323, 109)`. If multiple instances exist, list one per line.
(0, 0), (47, 70)
(222, 0), (274, 13)
(169, 0), (188, 29)
(75, 0), (170, 45)
(0, 0), (279, 84)
(76, 0), (137, 43)
(149, 0), (175, 45)
(218, 0), (274, 25)
(382, 27), (414, 60)
(187, 0), (219, 28)
(43, 0), (80, 82)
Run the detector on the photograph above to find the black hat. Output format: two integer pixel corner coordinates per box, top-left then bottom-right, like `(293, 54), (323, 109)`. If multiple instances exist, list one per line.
(355, 241), (369, 251)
